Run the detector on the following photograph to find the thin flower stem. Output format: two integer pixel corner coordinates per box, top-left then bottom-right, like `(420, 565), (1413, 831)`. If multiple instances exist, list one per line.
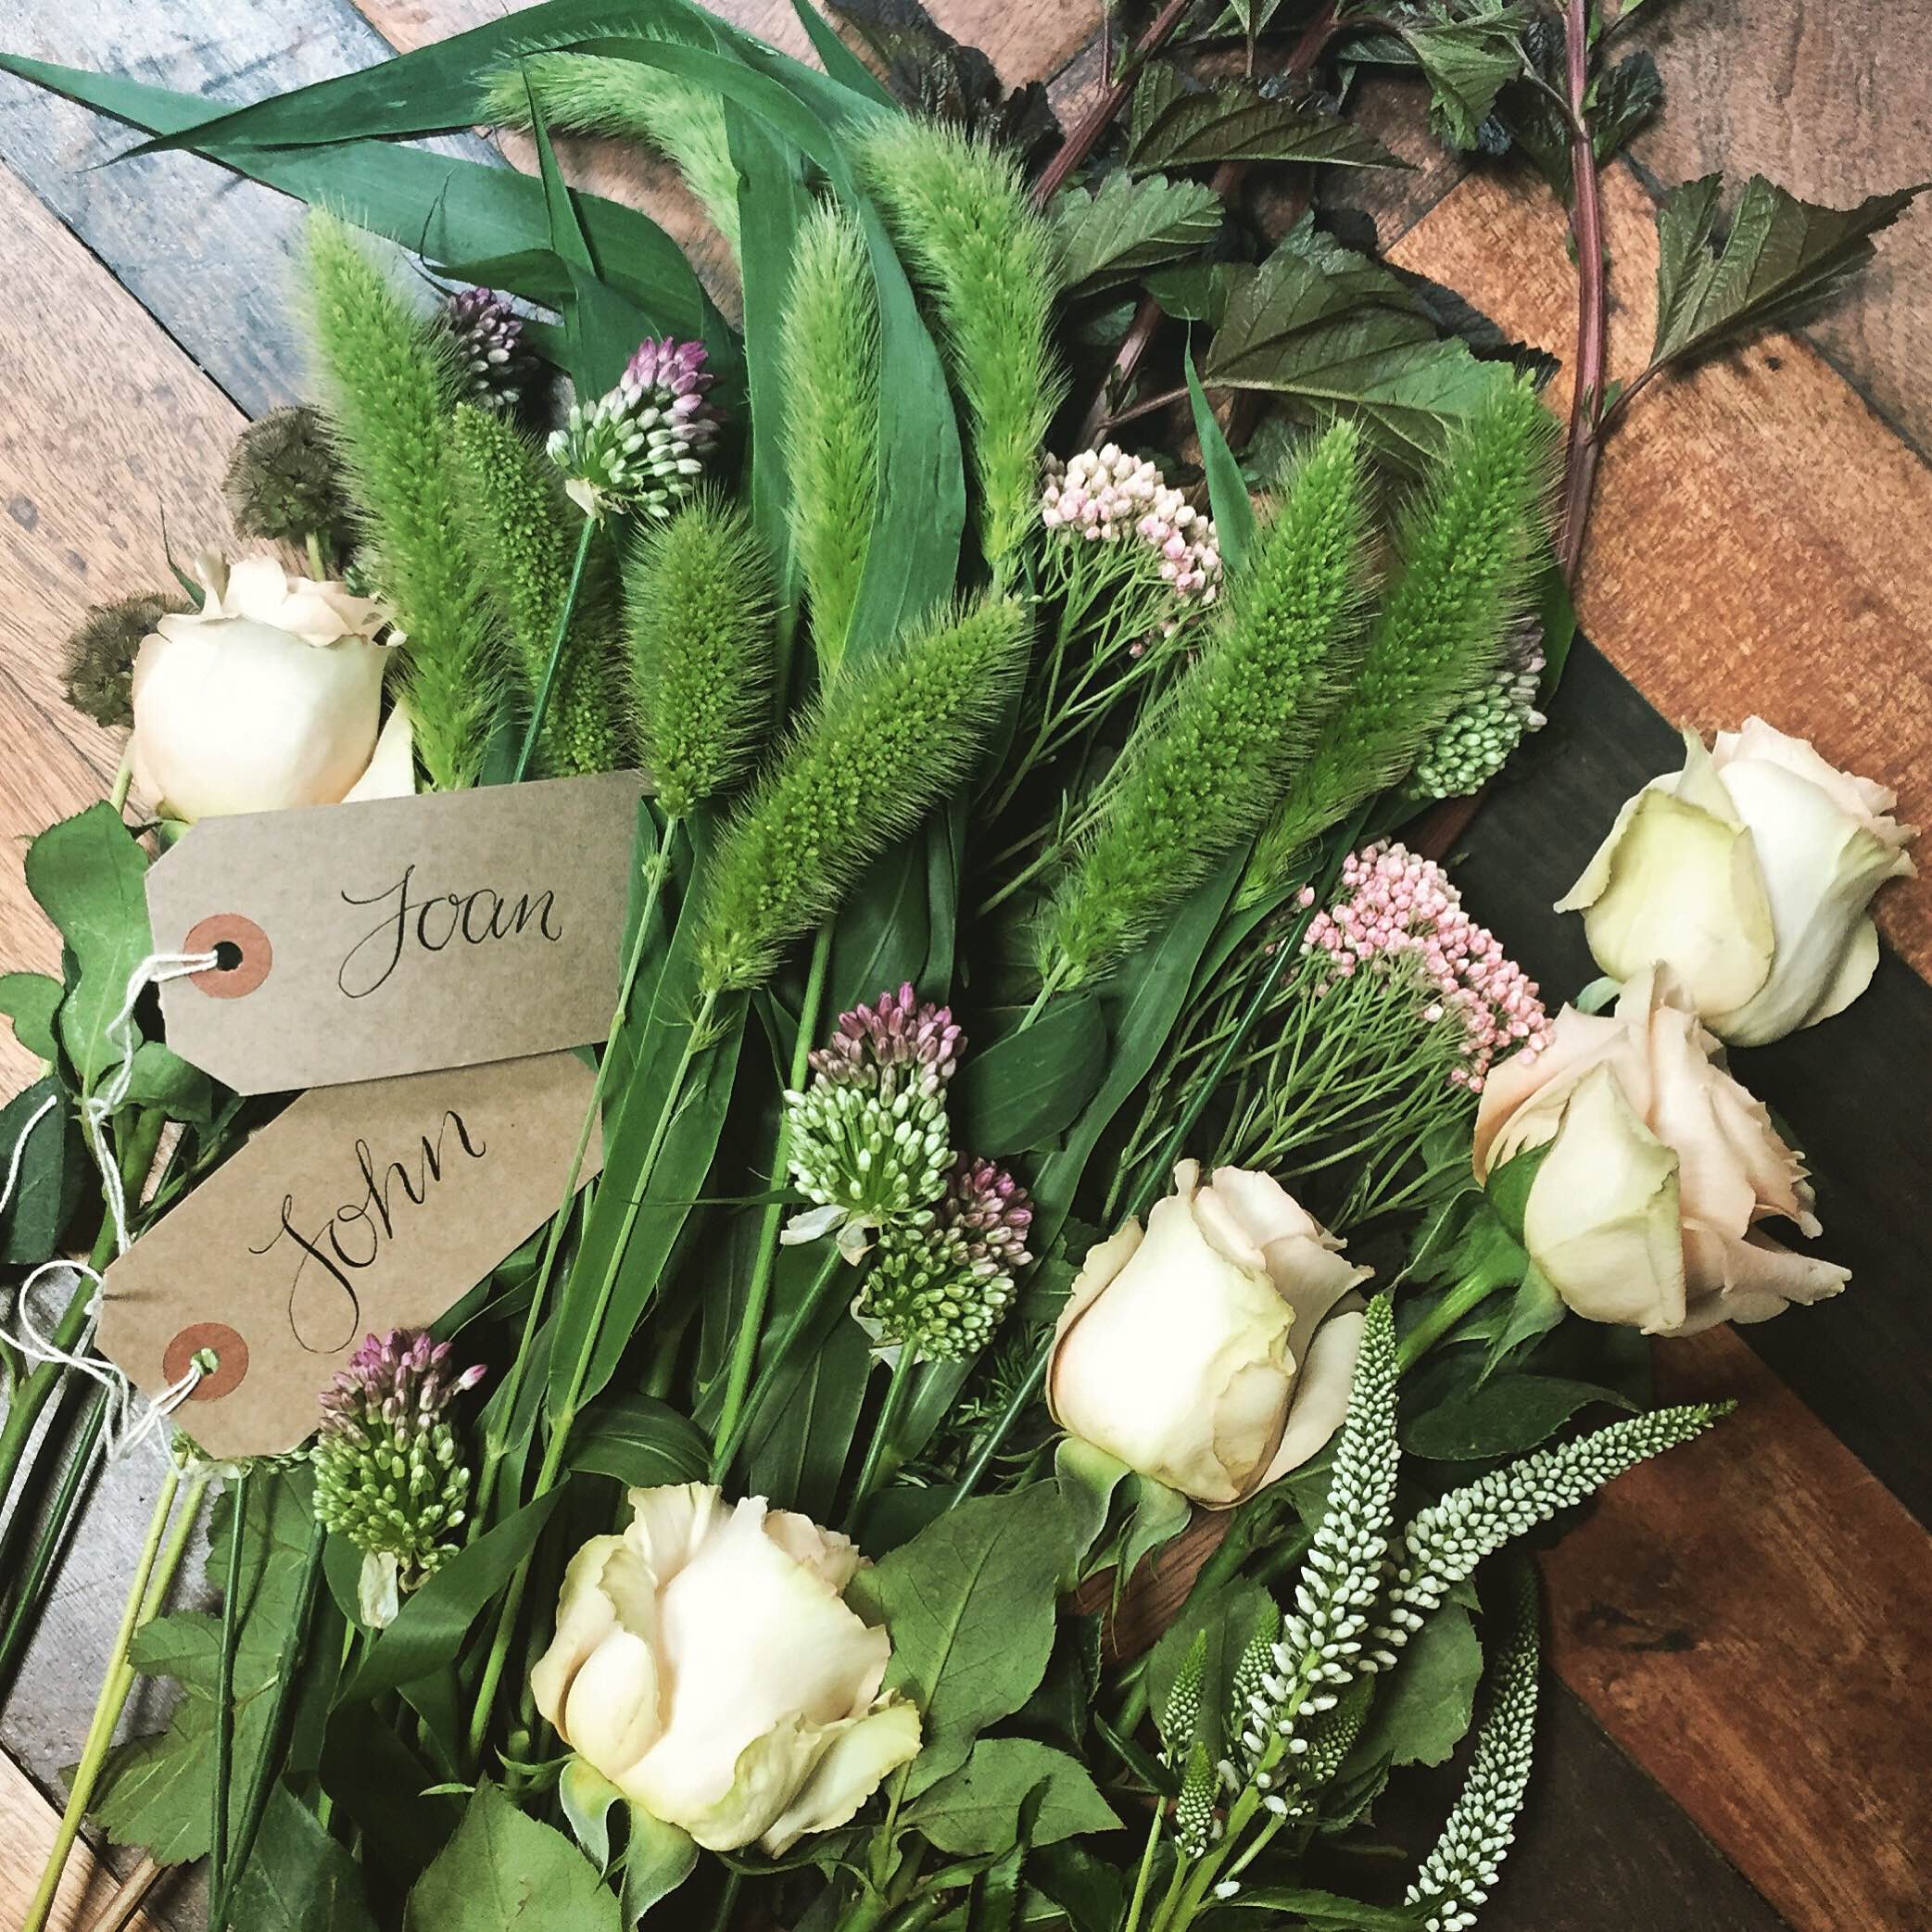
(709, 924), (835, 1459)
(208, 1470), (247, 1926)
(1121, 1800), (1168, 1932)
(708, 1243), (847, 1483)
(511, 515), (597, 784)
(850, 1340), (921, 1517)
(21, 1466), (206, 1932)
(473, 820), (681, 1531)
(1396, 1272), (1498, 1371)
(1556, 0), (1610, 586)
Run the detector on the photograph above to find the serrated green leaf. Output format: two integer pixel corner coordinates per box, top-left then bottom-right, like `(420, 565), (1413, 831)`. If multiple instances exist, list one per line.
(23, 802), (150, 1094)
(1052, 170), (1223, 294)
(1651, 172), (1927, 372)
(1405, 1372), (1635, 1459)
(1202, 223), (1515, 468)
(1345, 1598), (1483, 1772)
(1143, 260), (1247, 326)
(0, 971), (62, 1061)
(847, 1484), (1080, 1794)
(903, 1736), (1119, 1854)
(1128, 63), (1402, 174)
(619, 1804), (697, 1921)
(405, 1782), (619, 1931)
(1402, 5), (1533, 150)
(225, 1785), (379, 1932)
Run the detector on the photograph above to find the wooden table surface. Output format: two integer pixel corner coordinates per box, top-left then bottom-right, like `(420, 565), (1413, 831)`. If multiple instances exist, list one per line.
(0, 3), (1926, 1928)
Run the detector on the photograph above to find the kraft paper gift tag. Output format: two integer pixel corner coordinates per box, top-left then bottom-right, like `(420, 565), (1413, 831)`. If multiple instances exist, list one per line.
(97, 1051), (601, 1460)
(145, 770), (648, 1092)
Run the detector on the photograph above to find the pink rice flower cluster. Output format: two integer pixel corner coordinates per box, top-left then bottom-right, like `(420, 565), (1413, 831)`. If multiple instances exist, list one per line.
(809, 982), (964, 1099)
(1300, 841), (1552, 1090)
(1040, 446), (1221, 603)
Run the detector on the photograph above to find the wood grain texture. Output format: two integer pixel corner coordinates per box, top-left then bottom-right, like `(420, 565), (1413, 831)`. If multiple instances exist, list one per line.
(1388, 160), (1932, 979)
(1539, 1325), (1932, 1932)
(1624, 0), (1932, 459)
(0, 160), (249, 1091)
(0, 1749), (162, 1931)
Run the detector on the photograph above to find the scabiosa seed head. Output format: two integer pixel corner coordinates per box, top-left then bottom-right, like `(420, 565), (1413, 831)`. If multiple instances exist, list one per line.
(223, 404), (355, 550)
(311, 1328), (486, 1625)
(1303, 841), (1552, 1090)
(62, 592), (180, 728)
(443, 286), (540, 415)
(785, 985), (963, 1256)
(858, 1155), (1032, 1361)
(548, 335), (720, 522)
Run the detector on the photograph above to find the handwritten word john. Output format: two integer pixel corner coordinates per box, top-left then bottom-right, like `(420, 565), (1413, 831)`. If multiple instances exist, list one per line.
(336, 865), (563, 999)
(250, 1110), (488, 1352)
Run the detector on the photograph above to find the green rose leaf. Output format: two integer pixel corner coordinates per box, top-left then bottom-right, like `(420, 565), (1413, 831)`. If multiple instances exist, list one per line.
(23, 802), (152, 1093)
(1345, 1599), (1484, 1772)
(902, 1736), (1119, 1855)
(1651, 173), (1927, 373)
(1404, 1372), (1636, 1460)
(225, 1785), (379, 1932)
(0, 1077), (85, 1266)
(0, 970), (62, 1062)
(1053, 170), (1223, 295)
(848, 1483), (1081, 1794)
(405, 1782), (619, 1931)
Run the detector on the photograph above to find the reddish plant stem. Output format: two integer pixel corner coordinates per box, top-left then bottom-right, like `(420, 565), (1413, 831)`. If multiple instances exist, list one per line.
(1032, 0), (1201, 208)
(1557, 0), (1609, 586)
(1073, 0), (1344, 446)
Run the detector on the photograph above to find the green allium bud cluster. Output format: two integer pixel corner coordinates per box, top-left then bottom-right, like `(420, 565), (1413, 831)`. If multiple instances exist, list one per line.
(223, 403), (355, 551)
(785, 984), (962, 1255)
(860, 1155), (1033, 1361)
(311, 1329), (485, 1619)
(62, 592), (178, 727)
(1408, 627), (1546, 801)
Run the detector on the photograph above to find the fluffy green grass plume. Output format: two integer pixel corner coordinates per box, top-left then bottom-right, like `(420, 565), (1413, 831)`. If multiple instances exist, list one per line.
(303, 213), (495, 789)
(450, 402), (625, 778)
(697, 594), (1030, 994)
(625, 497), (776, 820)
(1039, 423), (1372, 989)
(780, 201), (882, 677)
(481, 54), (740, 259)
(1243, 377), (1557, 903)
(853, 120), (1064, 579)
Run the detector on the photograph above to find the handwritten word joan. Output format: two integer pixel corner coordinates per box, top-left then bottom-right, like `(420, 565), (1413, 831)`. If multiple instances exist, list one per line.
(250, 1110), (488, 1352)
(336, 864), (563, 999)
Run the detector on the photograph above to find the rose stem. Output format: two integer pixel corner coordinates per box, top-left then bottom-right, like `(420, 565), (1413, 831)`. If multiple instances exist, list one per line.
(472, 817), (683, 1531)
(708, 923), (837, 1458)
(510, 516), (597, 784)
(207, 1469), (247, 1929)
(21, 1466), (208, 1932)
(707, 1242), (846, 1483)
(849, 1339), (921, 1519)
(1555, 0), (1610, 586)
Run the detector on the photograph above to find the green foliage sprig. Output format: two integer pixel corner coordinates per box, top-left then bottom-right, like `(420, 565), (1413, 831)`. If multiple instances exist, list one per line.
(697, 594), (1029, 993)
(303, 213), (495, 789)
(450, 402), (625, 778)
(854, 120), (1065, 578)
(780, 201), (881, 677)
(1244, 377), (1556, 903)
(1039, 421), (1371, 988)
(480, 53), (741, 259)
(624, 495), (775, 820)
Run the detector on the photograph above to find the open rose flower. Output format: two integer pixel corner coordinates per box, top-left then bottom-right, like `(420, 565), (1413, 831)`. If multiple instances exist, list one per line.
(530, 1484), (921, 1855)
(1047, 1161), (1370, 1508)
(1474, 967), (1850, 1334)
(130, 554), (413, 822)
(1557, 720), (1915, 1045)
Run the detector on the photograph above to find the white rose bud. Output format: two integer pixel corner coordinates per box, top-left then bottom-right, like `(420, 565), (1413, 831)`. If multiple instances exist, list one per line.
(1557, 718), (1915, 1045)
(1475, 967), (1850, 1335)
(1046, 1160), (1370, 1509)
(129, 554), (413, 822)
(530, 1484), (921, 1855)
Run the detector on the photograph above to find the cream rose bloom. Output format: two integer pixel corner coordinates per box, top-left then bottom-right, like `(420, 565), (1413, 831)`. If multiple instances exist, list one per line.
(530, 1484), (921, 1855)
(1046, 1161), (1370, 1508)
(1558, 719), (1915, 1045)
(130, 554), (414, 822)
(1474, 967), (1849, 1335)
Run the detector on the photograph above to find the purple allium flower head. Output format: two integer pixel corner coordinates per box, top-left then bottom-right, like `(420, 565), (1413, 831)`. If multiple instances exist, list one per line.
(445, 287), (538, 414)
(547, 335), (721, 521)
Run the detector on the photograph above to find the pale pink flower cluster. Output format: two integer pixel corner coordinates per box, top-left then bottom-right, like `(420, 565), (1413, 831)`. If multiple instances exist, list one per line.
(1040, 446), (1221, 603)
(1300, 841), (1551, 1090)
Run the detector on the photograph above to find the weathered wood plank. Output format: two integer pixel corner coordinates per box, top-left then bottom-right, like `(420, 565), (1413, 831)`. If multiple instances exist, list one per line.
(1389, 161), (1932, 979)
(0, 1747), (164, 1931)
(1625, 0), (1932, 459)
(1538, 1326), (1932, 1932)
